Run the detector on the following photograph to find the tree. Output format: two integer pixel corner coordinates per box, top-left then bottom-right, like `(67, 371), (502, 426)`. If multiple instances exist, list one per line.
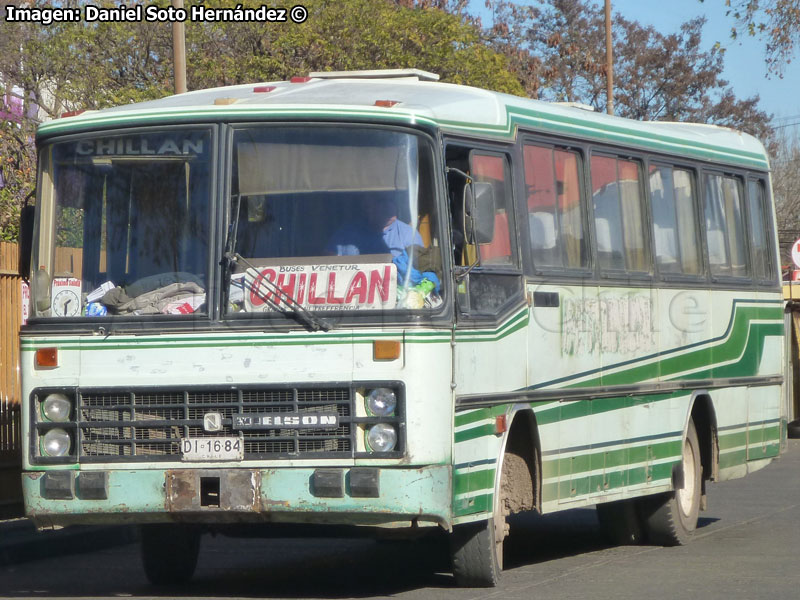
(186, 0), (524, 95)
(484, 0), (774, 147)
(707, 0), (800, 74)
(772, 129), (800, 267)
(0, 0), (525, 241)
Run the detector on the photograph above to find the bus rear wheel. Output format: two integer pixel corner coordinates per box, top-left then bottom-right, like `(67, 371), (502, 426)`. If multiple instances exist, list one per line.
(140, 524), (201, 585)
(640, 420), (702, 545)
(596, 498), (644, 545)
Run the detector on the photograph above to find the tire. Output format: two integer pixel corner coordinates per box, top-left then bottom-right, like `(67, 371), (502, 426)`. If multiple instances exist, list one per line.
(140, 524), (201, 585)
(640, 420), (703, 546)
(451, 450), (521, 587)
(596, 499), (644, 545)
(787, 420), (800, 439)
(450, 518), (501, 587)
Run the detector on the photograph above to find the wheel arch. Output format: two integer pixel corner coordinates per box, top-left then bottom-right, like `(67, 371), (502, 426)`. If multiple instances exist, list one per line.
(688, 392), (719, 483)
(504, 406), (542, 514)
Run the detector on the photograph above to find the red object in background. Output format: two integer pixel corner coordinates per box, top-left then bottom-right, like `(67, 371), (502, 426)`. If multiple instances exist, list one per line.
(792, 270), (800, 282)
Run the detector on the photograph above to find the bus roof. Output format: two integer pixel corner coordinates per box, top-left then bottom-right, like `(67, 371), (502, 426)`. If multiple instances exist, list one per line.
(37, 72), (770, 170)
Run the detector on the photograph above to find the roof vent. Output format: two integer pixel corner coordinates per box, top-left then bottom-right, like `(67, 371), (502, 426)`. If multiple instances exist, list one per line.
(309, 69), (440, 82)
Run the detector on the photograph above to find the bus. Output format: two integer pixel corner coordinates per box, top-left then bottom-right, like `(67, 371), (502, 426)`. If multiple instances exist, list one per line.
(18, 69), (788, 587)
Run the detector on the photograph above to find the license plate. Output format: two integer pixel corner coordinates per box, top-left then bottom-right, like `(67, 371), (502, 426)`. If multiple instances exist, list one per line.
(181, 437), (243, 461)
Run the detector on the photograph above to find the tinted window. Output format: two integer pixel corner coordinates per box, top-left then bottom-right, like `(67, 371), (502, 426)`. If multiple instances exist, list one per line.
(471, 153), (514, 266)
(704, 174), (748, 278)
(747, 179), (774, 281)
(523, 144), (588, 269)
(650, 166), (701, 276)
(591, 155), (648, 272)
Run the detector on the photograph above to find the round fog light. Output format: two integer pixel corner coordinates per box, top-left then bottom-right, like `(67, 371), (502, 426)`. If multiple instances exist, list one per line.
(367, 423), (397, 452)
(42, 428), (71, 457)
(366, 388), (396, 416)
(42, 393), (71, 422)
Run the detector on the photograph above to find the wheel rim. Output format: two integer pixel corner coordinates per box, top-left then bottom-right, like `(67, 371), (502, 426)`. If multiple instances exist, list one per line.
(677, 436), (697, 517)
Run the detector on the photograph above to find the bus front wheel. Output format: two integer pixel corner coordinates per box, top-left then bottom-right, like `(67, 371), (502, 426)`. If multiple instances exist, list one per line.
(140, 524), (201, 585)
(450, 450), (521, 587)
(640, 420), (703, 545)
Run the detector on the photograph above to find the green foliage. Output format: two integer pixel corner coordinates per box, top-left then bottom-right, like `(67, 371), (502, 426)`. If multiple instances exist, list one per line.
(0, 120), (37, 243)
(185, 0), (524, 95)
(486, 0), (774, 147)
(717, 0), (800, 74)
(0, 0), (524, 241)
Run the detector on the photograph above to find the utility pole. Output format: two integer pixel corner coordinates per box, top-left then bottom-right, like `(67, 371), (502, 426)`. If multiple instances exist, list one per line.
(605, 0), (613, 115)
(172, 0), (187, 94)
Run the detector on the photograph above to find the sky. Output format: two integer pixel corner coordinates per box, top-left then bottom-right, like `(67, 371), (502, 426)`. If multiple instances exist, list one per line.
(471, 0), (800, 131)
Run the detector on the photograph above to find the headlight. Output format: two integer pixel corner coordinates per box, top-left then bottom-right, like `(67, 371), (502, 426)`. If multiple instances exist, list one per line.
(366, 388), (396, 416)
(42, 428), (71, 457)
(42, 393), (72, 422)
(367, 423), (397, 452)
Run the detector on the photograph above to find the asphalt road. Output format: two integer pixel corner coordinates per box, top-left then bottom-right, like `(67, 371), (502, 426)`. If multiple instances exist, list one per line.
(2, 440), (800, 600)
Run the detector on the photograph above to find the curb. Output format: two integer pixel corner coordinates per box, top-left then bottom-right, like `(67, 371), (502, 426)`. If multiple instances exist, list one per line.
(0, 519), (138, 567)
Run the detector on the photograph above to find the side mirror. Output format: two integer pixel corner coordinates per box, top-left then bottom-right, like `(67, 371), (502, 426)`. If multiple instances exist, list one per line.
(18, 204), (35, 280)
(464, 181), (496, 245)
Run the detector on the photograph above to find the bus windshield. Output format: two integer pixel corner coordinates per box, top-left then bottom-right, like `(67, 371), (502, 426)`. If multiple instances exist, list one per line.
(225, 126), (444, 317)
(31, 129), (212, 319)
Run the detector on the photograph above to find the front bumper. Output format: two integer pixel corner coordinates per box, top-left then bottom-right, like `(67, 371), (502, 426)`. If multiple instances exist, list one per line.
(23, 465), (452, 530)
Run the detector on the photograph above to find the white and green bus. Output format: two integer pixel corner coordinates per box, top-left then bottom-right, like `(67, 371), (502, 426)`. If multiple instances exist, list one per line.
(19, 69), (787, 587)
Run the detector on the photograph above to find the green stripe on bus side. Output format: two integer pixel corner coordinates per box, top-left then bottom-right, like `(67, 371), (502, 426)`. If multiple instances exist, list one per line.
(39, 104), (768, 169)
(747, 425), (781, 445)
(540, 439), (682, 480)
(454, 409), (492, 428)
(453, 468), (496, 496)
(719, 449), (748, 470)
(718, 431), (747, 451)
(540, 460), (675, 504)
(454, 310), (529, 342)
(439, 107), (769, 169)
(37, 106), (439, 137)
(20, 330), (451, 350)
(455, 428), (775, 513)
(454, 405), (510, 428)
(20, 309), (529, 351)
(533, 392), (682, 428)
(454, 492), (492, 516)
(454, 424), (497, 444)
(578, 309), (783, 388)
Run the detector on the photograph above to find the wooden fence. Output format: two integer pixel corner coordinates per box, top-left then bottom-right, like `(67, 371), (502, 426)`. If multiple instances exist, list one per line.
(0, 241), (22, 460)
(0, 241), (23, 514)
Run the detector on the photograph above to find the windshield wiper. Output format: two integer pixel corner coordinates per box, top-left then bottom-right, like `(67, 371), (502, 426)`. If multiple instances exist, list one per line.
(232, 253), (331, 332)
(221, 193), (243, 307)
(221, 196), (329, 332)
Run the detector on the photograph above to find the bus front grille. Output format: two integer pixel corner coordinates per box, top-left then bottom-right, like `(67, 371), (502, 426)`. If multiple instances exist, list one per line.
(77, 386), (353, 461)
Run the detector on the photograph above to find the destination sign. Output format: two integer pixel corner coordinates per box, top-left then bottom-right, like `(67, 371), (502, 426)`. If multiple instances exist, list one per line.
(244, 263), (397, 312)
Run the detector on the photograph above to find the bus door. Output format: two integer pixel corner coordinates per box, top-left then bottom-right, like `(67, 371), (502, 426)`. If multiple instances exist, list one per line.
(446, 144), (527, 398)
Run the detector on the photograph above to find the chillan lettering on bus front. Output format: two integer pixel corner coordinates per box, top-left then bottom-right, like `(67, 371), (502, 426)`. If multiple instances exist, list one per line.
(244, 263), (397, 312)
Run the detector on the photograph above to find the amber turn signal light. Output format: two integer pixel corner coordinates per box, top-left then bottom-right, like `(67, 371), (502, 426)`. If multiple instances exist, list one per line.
(373, 340), (401, 361)
(35, 347), (58, 368)
(495, 415), (508, 434)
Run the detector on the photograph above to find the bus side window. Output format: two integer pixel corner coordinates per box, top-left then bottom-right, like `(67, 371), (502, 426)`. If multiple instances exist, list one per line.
(746, 179), (775, 282)
(523, 144), (588, 270)
(446, 144), (522, 318)
(591, 155), (649, 274)
(650, 165), (701, 276)
(704, 173), (749, 279)
(470, 152), (513, 266)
